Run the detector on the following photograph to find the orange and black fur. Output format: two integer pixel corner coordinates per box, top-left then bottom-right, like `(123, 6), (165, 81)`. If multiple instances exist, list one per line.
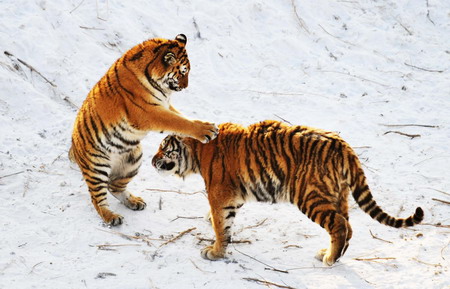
(152, 120), (423, 265)
(70, 34), (218, 226)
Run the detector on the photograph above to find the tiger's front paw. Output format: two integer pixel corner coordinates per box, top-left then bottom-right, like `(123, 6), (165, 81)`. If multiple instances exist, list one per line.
(102, 210), (124, 226)
(201, 245), (225, 261)
(192, 120), (219, 143)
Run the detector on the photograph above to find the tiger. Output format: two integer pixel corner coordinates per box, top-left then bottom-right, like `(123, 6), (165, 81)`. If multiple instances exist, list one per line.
(151, 120), (424, 266)
(69, 34), (218, 226)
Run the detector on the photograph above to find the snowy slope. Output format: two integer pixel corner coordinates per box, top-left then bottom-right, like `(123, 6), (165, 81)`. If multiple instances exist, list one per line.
(1, 0), (449, 288)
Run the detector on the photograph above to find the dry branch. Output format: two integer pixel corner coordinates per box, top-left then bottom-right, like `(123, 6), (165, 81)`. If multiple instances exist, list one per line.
(426, 0), (435, 25)
(171, 216), (203, 222)
(424, 188), (450, 197)
(190, 259), (215, 274)
(321, 70), (390, 87)
(380, 123), (439, 128)
(412, 257), (442, 267)
(383, 131), (421, 139)
(4, 51), (56, 87)
(0, 171), (25, 179)
(291, 0), (310, 34)
(146, 188), (205, 195)
(404, 62), (443, 73)
(234, 246), (288, 274)
(274, 114), (293, 125)
(97, 228), (156, 246)
(159, 227), (196, 248)
(95, 244), (141, 251)
(243, 218), (268, 230)
(354, 257), (396, 262)
(421, 223), (450, 229)
(197, 237), (252, 244)
(369, 230), (393, 244)
(70, 0), (85, 13)
(243, 277), (296, 289)
(431, 198), (450, 205)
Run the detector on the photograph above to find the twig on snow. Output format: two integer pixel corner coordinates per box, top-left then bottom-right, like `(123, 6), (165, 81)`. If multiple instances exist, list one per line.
(432, 198), (450, 205)
(394, 17), (413, 35)
(243, 218), (268, 230)
(243, 277), (295, 289)
(159, 227), (196, 248)
(412, 257), (442, 267)
(441, 241), (449, 260)
(95, 272), (116, 279)
(146, 188), (205, 196)
(354, 257), (396, 262)
(319, 25), (356, 47)
(383, 131), (421, 139)
(95, 244), (142, 251)
(171, 216), (203, 222)
(0, 171), (25, 179)
(96, 0), (109, 21)
(274, 114), (293, 125)
(426, 0), (435, 25)
(423, 187), (450, 197)
(197, 237), (252, 245)
(79, 26), (105, 31)
(70, 0), (85, 14)
(420, 223), (450, 229)
(380, 124), (439, 128)
(369, 230), (393, 244)
(4, 51), (56, 87)
(29, 261), (44, 274)
(290, 0), (310, 34)
(404, 62), (444, 73)
(321, 70), (390, 87)
(4, 51), (78, 110)
(97, 228), (156, 246)
(190, 259), (215, 274)
(233, 246), (288, 274)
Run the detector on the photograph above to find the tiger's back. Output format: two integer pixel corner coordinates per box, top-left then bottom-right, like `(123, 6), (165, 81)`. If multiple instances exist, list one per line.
(152, 120), (423, 265)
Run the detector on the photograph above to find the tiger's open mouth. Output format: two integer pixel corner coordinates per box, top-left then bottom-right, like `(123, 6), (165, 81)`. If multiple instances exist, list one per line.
(152, 159), (176, 173)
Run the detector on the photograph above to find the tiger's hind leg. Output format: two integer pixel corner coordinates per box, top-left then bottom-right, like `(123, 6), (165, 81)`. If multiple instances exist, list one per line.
(108, 146), (146, 211)
(314, 211), (349, 266)
(80, 156), (124, 226)
(201, 188), (242, 260)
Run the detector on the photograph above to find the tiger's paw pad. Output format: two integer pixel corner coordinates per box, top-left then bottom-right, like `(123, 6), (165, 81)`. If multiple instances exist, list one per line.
(201, 246), (224, 261)
(124, 196), (147, 211)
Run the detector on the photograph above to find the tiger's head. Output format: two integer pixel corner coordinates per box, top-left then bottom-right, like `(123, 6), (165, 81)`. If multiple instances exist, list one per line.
(152, 135), (197, 178)
(127, 34), (190, 94)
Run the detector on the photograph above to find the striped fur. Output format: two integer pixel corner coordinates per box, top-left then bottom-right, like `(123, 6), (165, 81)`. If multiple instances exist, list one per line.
(70, 34), (218, 226)
(152, 120), (424, 265)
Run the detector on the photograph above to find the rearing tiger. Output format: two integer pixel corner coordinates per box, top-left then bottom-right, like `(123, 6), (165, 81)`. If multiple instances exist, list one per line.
(70, 34), (218, 226)
(152, 120), (423, 266)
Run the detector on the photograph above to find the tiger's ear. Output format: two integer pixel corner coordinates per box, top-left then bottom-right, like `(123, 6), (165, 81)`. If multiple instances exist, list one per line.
(164, 52), (176, 65)
(175, 34), (187, 45)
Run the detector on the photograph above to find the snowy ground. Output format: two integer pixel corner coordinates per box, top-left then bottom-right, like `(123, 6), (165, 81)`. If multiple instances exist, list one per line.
(1, 0), (449, 288)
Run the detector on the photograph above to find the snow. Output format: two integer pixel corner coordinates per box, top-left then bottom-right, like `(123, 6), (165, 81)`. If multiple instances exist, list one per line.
(1, 0), (449, 288)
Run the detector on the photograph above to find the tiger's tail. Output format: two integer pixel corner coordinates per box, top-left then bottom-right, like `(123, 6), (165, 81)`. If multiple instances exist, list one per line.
(346, 150), (424, 228)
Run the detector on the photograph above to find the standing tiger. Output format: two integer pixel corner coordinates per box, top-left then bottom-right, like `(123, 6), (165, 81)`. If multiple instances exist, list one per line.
(70, 34), (218, 226)
(152, 120), (424, 266)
